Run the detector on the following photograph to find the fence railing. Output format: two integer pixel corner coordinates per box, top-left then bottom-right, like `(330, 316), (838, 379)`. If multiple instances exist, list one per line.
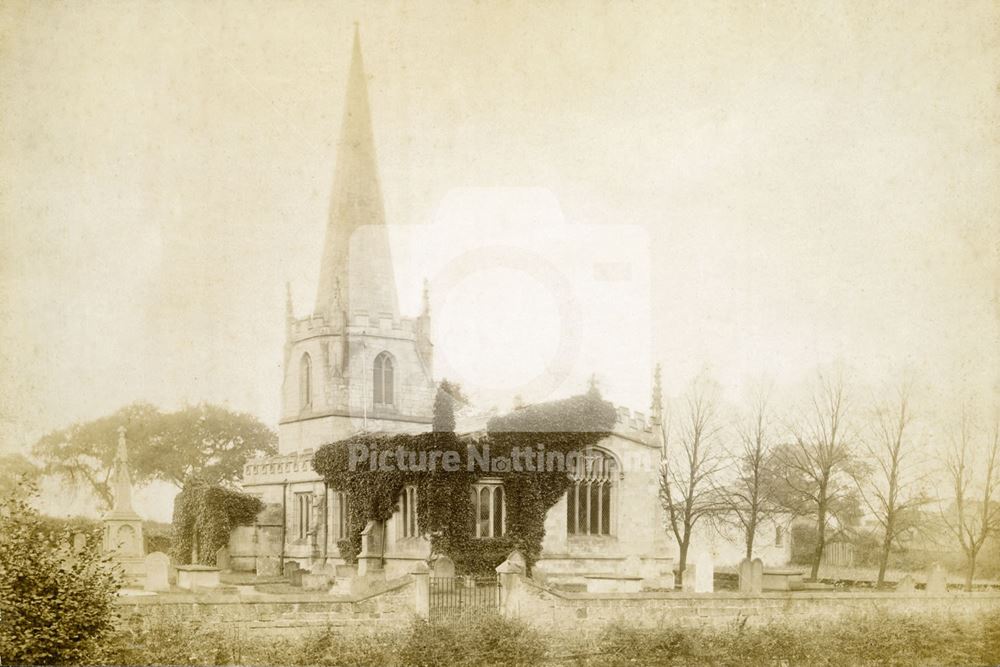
(429, 576), (500, 614)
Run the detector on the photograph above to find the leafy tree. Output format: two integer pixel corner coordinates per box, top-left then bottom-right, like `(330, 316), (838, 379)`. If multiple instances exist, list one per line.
(772, 373), (862, 580)
(0, 485), (121, 665)
(0, 452), (40, 497)
(33, 403), (277, 508)
(660, 376), (726, 585)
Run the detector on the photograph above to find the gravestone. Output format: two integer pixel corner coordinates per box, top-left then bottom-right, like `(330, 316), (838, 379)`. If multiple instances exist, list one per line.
(694, 552), (714, 593)
(431, 554), (455, 578)
(896, 574), (916, 593)
(285, 561), (304, 586)
(506, 550), (527, 572)
(215, 546), (230, 571)
(357, 520), (384, 576)
(682, 563), (697, 592)
(751, 558), (764, 594)
(72, 532), (88, 553)
(926, 564), (947, 594)
(144, 552), (170, 592)
(738, 558), (753, 593)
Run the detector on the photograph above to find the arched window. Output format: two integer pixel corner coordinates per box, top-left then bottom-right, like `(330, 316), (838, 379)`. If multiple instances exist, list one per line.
(373, 352), (394, 407)
(398, 485), (418, 538)
(300, 353), (312, 409)
(567, 447), (618, 536)
(471, 479), (506, 539)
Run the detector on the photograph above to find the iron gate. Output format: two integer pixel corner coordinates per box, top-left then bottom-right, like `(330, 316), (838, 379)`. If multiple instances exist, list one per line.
(429, 575), (501, 615)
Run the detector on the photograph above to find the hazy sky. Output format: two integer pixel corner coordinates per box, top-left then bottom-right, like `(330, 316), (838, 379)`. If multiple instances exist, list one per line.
(2, 0), (998, 461)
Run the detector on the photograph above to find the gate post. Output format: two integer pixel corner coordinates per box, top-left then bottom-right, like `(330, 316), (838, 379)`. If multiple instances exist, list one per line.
(411, 561), (430, 620)
(496, 558), (522, 619)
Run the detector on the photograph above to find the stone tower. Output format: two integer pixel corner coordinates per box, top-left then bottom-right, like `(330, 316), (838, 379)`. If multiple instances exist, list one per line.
(278, 28), (435, 455)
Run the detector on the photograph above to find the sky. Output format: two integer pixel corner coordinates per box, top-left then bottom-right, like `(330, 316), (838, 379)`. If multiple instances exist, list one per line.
(1, 0), (998, 499)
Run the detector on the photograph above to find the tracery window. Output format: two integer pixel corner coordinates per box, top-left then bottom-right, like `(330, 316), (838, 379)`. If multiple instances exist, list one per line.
(471, 479), (506, 539)
(567, 447), (617, 536)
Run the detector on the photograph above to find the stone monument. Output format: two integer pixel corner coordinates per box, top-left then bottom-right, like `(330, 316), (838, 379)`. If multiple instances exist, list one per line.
(925, 563), (947, 594)
(102, 427), (145, 583)
(694, 551), (714, 593)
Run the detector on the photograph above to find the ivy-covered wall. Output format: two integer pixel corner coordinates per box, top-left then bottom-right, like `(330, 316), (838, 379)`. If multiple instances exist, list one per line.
(312, 388), (617, 574)
(171, 479), (263, 566)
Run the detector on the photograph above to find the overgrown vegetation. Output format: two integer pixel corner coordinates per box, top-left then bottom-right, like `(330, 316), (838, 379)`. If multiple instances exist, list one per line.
(588, 613), (1000, 666)
(96, 611), (999, 666)
(100, 612), (544, 667)
(171, 479), (262, 565)
(313, 384), (617, 574)
(0, 486), (122, 665)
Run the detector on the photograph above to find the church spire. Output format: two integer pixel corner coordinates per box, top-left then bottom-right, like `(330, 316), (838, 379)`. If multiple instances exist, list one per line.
(314, 26), (399, 322)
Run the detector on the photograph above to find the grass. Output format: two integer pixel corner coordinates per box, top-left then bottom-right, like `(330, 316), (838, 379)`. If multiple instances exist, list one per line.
(97, 610), (1000, 667)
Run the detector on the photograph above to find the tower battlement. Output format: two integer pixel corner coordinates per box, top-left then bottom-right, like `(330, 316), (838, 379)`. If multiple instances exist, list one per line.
(611, 404), (661, 446)
(288, 312), (421, 343)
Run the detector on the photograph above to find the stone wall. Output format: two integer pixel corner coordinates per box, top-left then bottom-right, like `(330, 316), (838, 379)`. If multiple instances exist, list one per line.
(510, 576), (1000, 630)
(115, 580), (416, 637)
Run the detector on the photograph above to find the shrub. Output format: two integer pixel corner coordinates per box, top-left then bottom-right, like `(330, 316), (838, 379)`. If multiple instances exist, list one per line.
(587, 613), (989, 667)
(291, 626), (397, 666)
(100, 617), (232, 666)
(397, 611), (546, 666)
(0, 487), (122, 665)
(790, 523), (818, 565)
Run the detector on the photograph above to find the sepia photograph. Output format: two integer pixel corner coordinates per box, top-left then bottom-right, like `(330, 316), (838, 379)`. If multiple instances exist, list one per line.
(1, 1), (998, 665)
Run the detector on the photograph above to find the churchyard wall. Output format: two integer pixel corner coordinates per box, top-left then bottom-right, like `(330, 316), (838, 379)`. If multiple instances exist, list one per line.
(115, 580), (416, 638)
(116, 571), (1000, 639)
(510, 575), (1000, 630)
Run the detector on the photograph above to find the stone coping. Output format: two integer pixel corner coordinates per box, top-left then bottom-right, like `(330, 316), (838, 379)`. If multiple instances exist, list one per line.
(521, 578), (1000, 602)
(763, 569), (805, 575)
(115, 576), (413, 606)
(537, 554), (674, 561)
(176, 564), (221, 572)
(584, 575), (643, 580)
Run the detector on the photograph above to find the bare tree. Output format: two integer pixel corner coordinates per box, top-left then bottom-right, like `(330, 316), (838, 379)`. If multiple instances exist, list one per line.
(859, 382), (928, 587)
(721, 386), (779, 560)
(773, 373), (860, 580)
(942, 409), (1000, 591)
(659, 377), (726, 586)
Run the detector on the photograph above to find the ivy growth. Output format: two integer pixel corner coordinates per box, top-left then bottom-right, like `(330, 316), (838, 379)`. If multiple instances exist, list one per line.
(171, 478), (262, 566)
(313, 385), (616, 574)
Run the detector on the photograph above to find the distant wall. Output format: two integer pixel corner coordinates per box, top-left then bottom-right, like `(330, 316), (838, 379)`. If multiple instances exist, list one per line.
(511, 577), (1000, 629)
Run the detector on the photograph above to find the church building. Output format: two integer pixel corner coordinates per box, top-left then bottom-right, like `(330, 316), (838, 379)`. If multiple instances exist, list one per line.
(235, 29), (674, 588)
